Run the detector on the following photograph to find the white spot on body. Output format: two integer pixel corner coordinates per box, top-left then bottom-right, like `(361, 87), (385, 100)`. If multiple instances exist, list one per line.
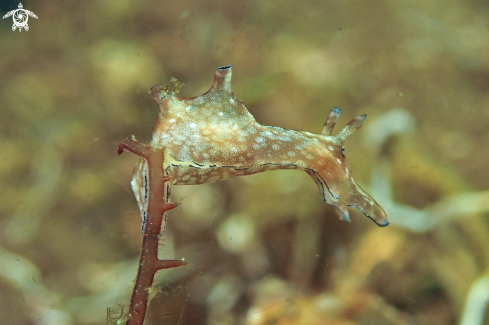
(261, 130), (276, 139)
(247, 126), (257, 134)
(295, 160), (305, 167)
(255, 136), (266, 145)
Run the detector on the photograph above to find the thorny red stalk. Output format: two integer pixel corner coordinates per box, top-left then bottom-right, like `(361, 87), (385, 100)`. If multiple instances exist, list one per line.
(118, 139), (187, 325)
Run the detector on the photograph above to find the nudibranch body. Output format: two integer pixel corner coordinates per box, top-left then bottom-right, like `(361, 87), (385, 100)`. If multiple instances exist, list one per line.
(134, 65), (388, 227)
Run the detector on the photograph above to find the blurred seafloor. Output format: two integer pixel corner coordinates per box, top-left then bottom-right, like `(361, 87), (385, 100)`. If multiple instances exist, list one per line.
(1, 0), (489, 324)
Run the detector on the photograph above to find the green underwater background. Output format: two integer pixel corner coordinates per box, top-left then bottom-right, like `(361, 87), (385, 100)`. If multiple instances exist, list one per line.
(1, 0), (489, 324)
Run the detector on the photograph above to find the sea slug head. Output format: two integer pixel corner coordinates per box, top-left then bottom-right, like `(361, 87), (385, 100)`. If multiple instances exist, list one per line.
(309, 107), (389, 227)
(147, 65), (251, 152)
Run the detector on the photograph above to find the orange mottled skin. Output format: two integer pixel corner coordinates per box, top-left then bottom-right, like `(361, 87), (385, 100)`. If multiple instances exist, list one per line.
(132, 65), (388, 227)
